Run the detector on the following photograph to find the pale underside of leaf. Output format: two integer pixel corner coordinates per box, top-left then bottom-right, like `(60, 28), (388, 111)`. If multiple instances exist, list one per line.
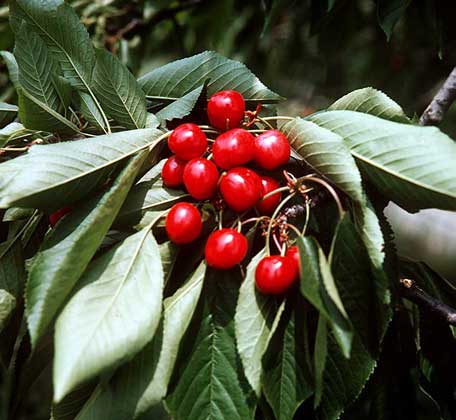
(54, 227), (164, 402)
(25, 151), (147, 348)
(0, 128), (162, 209)
(308, 110), (456, 211)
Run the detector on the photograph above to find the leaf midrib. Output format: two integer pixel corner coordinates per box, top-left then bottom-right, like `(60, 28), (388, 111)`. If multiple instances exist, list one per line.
(62, 228), (152, 384)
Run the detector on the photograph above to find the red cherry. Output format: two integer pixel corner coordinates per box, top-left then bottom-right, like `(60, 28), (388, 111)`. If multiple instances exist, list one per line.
(183, 158), (219, 200)
(254, 130), (290, 170)
(168, 123), (208, 161)
(205, 228), (248, 269)
(219, 167), (262, 212)
(162, 156), (186, 188)
(49, 206), (72, 227)
(165, 202), (202, 244)
(212, 128), (255, 169)
(207, 90), (245, 131)
(255, 255), (297, 294)
(256, 176), (281, 215)
(285, 246), (300, 278)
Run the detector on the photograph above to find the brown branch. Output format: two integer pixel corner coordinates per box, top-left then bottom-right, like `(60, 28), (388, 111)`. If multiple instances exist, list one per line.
(399, 278), (456, 325)
(419, 66), (456, 126)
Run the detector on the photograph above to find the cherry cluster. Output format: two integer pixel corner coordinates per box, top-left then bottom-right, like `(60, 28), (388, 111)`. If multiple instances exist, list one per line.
(163, 90), (301, 295)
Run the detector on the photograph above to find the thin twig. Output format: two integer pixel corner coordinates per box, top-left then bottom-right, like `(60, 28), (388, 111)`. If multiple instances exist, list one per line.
(419, 66), (456, 126)
(399, 278), (456, 325)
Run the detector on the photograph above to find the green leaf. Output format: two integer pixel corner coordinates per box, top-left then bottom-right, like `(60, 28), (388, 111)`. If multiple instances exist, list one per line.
(14, 21), (65, 114)
(377, 0), (411, 40)
(52, 384), (95, 420)
(139, 51), (283, 104)
(0, 102), (18, 127)
(10, 0), (94, 90)
(0, 289), (16, 332)
(314, 315), (327, 408)
(18, 87), (78, 133)
(330, 214), (390, 356)
(0, 122), (30, 148)
(282, 117), (364, 203)
(76, 262), (206, 420)
(166, 268), (256, 420)
(329, 87), (410, 123)
(77, 92), (108, 133)
(53, 226), (164, 402)
(10, 0), (109, 130)
(317, 331), (377, 420)
(262, 299), (313, 420)
(0, 128), (163, 209)
(0, 50), (20, 89)
(93, 49), (147, 130)
(26, 151), (147, 348)
(156, 84), (205, 123)
(307, 110), (456, 212)
(0, 239), (26, 298)
(115, 178), (188, 228)
(296, 236), (353, 357)
(235, 249), (285, 396)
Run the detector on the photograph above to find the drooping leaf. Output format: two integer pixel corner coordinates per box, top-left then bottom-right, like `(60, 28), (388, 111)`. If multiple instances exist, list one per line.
(0, 128), (163, 209)
(92, 49), (147, 130)
(0, 239), (26, 298)
(156, 84), (205, 123)
(0, 102), (18, 127)
(0, 289), (16, 332)
(296, 236), (353, 357)
(53, 226), (164, 402)
(282, 117), (364, 203)
(377, 0), (411, 40)
(26, 151), (147, 348)
(317, 331), (377, 420)
(262, 299), (313, 420)
(76, 262), (205, 420)
(330, 214), (390, 356)
(0, 50), (20, 89)
(314, 314), (327, 408)
(138, 50), (283, 104)
(329, 87), (410, 123)
(0, 122), (31, 148)
(235, 249), (285, 396)
(166, 268), (256, 420)
(307, 110), (456, 212)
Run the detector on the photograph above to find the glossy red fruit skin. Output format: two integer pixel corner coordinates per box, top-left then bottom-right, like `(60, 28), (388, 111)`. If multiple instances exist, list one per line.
(162, 155), (186, 188)
(285, 246), (300, 277)
(207, 90), (245, 131)
(254, 130), (290, 170)
(255, 255), (298, 294)
(256, 176), (281, 215)
(183, 158), (219, 200)
(165, 202), (202, 244)
(205, 228), (248, 269)
(168, 123), (208, 161)
(49, 206), (72, 227)
(219, 167), (262, 212)
(212, 128), (255, 169)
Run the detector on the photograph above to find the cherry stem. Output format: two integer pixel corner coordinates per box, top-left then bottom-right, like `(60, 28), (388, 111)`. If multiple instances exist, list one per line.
(280, 241), (287, 257)
(241, 216), (270, 226)
(301, 175), (344, 218)
(255, 116), (275, 130)
(272, 233), (282, 254)
(301, 199), (311, 235)
(286, 223), (303, 238)
(247, 129), (268, 134)
(218, 210), (223, 229)
(261, 116), (295, 122)
(259, 186), (290, 202)
(265, 193), (296, 256)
